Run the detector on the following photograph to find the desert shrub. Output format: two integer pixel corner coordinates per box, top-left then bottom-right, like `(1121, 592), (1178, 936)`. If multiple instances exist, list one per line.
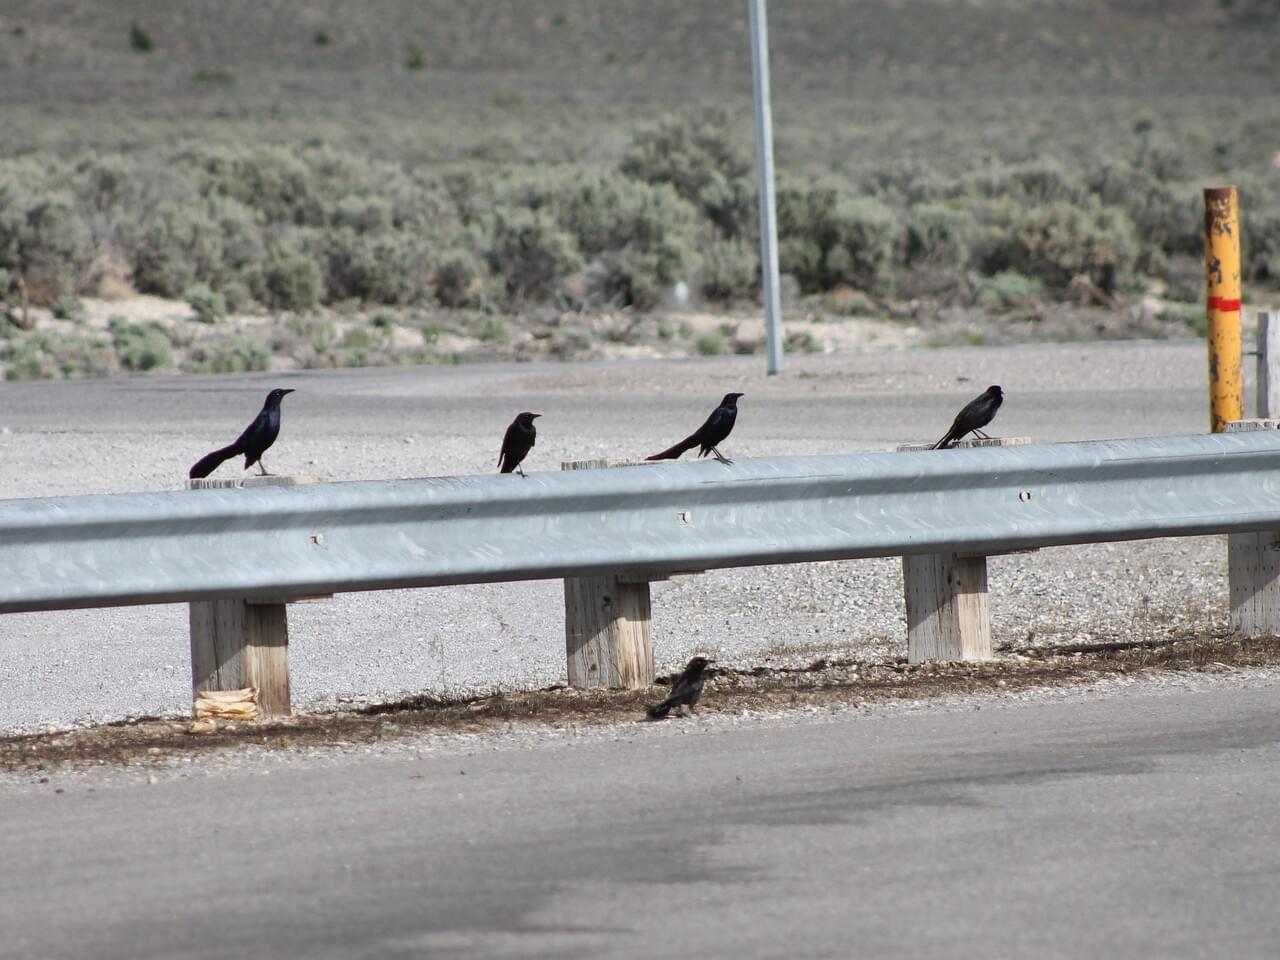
(0, 182), (92, 304)
(696, 331), (727, 356)
(188, 145), (324, 226)
(901, 203), (974, 269)
(1159, 254), (1205, 302)
(1245, 207), (1280, 282)
(976, 271), (1045, 311)
(498, 170), (701, 307)
(857, 159), (948, 206)
(109, 317), (172, 372)
(699, 238), (758, 303)
(975, 199), (1138, 294)
(1088, 161), (1201, 259)
(192, 333), (271, 374)
(431, 249), (485, 308)
(1134, 129), (1189, 181)
(185, 283), (226, 322)
(131, 201), (226, 297)
(786, 331), (822, 354)
(777, 178), (896, 293)
(956, 159), (1086, 207)
(3, 329), (115, 380)
(263, 241), (323, 311)
(288, 315), (337, 354)
(487, 207), (581, 302)
(331, 194), (392, 233)
(320, 228), (431, 304)
(621, 109), (755, 239)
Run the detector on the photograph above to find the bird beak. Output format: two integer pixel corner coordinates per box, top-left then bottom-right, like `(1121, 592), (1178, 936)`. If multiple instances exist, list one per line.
(282, 389), (296, 395)
(532, 413), (542, 419)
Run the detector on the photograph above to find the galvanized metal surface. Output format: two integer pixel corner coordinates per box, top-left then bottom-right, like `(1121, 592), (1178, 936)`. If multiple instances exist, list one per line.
(748, 0), (784, 376)
(3, 432), (1280, 614)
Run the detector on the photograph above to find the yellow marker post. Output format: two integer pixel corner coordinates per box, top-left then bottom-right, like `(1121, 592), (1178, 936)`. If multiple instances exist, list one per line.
(1205, 186), (1243, 432)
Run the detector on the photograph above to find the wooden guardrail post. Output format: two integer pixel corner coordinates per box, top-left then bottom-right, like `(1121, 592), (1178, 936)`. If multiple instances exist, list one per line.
(902, 552), (990, 662)
(1257, 311), (1278, 418)
(897, 437), (1031, 662)
(561, 459), (655, 689)
(1225, 419), (1280, 636)
(186, 475), (325, 717)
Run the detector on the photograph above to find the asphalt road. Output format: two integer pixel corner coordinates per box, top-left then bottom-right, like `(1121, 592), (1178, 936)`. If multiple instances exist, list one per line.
(0, 340), (1242, 730)
(3, 677), (1279, 960)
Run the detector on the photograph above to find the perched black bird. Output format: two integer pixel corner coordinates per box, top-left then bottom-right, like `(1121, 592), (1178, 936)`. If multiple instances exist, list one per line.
(498, 411), (541, 476)
(189, 388), (295, 479)
(932, 385), (1003, 450)
(646, 656), (714, 720)
(645, 392), (743, 465)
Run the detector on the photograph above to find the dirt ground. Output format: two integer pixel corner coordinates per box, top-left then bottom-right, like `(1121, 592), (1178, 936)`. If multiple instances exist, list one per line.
(5, 632), (1276, 776)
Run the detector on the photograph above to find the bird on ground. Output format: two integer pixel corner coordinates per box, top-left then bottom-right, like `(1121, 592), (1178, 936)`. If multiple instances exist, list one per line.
(645, 392), (743, 465)
(932, 385), (1003, 450)
(188, 388), (295, 479)
(498, 411), (541, 476)
(646, 656), (714, 720)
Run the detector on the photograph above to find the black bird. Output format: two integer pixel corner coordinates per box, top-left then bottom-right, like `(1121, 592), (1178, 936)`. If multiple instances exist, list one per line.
(646, 656), (714, 720)
(932, 385), (1003, 450)
(498, 411), (541, 476)
(645, 392), (743, 465)
(189, 388), (295, 479)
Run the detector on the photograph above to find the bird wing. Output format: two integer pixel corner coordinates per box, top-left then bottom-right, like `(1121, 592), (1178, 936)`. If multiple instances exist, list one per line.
(498, 422), (518, 468)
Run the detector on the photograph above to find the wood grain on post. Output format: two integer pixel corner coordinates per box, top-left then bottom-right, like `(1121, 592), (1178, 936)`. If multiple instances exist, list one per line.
(903, 552), (992, 662)
(1258, 312), (1279, 419)
(184, 474), (325, 717)
(561, 458), (656, 689)
(1225, 419), (1280, 635)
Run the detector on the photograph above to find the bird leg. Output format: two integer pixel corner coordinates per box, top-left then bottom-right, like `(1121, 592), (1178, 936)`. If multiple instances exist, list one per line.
(257, 460), (270, 476)
(517, 465), (526, 478)
(710, 446), (733, 465)
(972, 428), (994, 440)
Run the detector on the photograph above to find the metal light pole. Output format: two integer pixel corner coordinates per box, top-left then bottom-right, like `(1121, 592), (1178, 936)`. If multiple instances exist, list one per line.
(748, 0), (784, 375)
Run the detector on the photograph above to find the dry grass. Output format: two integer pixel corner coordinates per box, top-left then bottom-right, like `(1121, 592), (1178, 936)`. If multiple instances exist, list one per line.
(5, 632), (1279, 776)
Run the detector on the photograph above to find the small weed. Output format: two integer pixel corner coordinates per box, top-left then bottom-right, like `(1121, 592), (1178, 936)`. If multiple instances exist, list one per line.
(405, 42), (427, 71)
(312, 30), (331, 47)
(129, 20), (153, 53)
(51, 295), (85, 322)
(475, 317), (510, 343)
(191, 69), (236, 87)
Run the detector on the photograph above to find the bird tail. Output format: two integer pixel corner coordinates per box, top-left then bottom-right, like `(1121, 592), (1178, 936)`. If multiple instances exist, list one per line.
(931, 427), (960, 450)
(188, 443), (241, 479)
(646, 698), (675, 720)
(645, 434), (698, 461)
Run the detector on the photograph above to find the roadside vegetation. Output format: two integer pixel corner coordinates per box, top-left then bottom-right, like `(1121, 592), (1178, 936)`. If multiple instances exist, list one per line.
(2, 0), (1278, 378)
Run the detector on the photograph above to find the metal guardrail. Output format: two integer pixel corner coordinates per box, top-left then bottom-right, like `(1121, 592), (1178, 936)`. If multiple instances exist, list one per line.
(3, 431), (1280, 615)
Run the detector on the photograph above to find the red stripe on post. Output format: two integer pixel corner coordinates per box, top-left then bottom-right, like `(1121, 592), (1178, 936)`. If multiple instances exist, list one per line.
(1209, 297), (1242, 311)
